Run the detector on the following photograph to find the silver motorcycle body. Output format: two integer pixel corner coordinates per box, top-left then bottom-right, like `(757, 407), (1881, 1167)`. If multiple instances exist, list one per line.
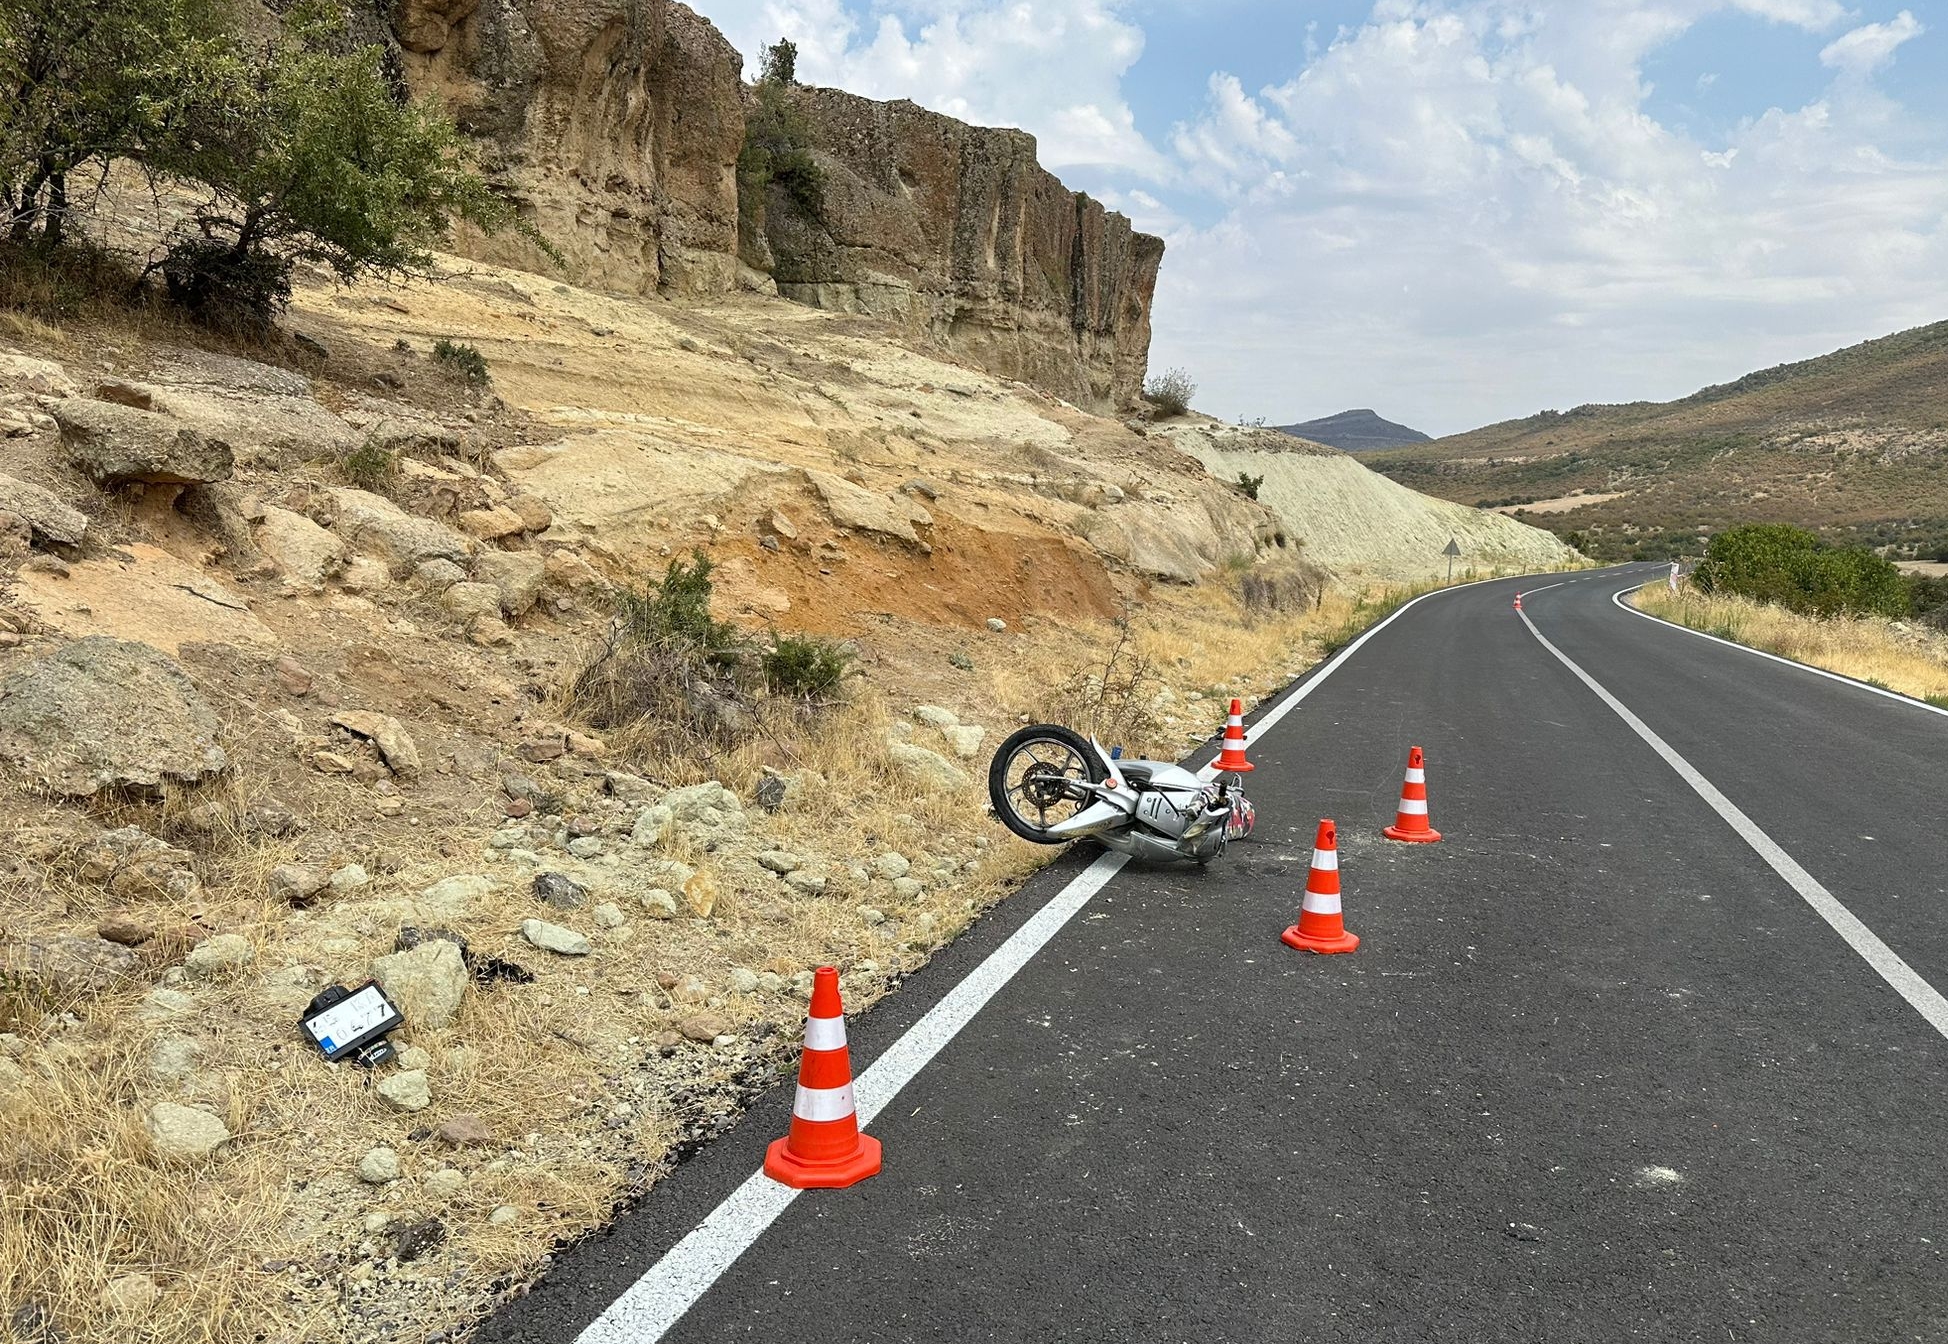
(988, 724), (1256, 863)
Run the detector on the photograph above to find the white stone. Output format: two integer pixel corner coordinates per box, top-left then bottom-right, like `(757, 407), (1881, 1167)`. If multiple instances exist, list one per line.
(358, 1146), (402, 1183)
(184, 934), (253, 980)
(376, 1069), (432, 1112)
(522, 919), (591, 956)
(873, 852), (911, 881)
(144, 1102), (231, 1161)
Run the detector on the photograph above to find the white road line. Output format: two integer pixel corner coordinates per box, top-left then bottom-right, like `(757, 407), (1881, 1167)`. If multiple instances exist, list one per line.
(575, 570), (1526, 1343)
(1610, 582), (1948, 720)
(1517, 607), (1948, 1041)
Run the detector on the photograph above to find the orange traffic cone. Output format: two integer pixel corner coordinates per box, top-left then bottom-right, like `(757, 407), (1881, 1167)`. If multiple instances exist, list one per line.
(1215, 698), (1254, 773)
(1282, 819), (1359, 954)
(1381, 746), (1442, 843)
(1513, 592), (1523, 611)
(764, 966), (881, 1189)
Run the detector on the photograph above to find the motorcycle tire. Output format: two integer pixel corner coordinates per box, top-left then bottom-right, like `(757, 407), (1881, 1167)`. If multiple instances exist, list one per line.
(987, 723), (1108, 845)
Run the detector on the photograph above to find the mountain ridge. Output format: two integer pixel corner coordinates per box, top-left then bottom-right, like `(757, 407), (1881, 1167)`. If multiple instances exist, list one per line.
(1275, 408), (1431, 453)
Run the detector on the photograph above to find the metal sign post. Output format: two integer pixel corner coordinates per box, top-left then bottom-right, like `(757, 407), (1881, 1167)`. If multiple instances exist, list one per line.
(1443, 537), (1461, 583)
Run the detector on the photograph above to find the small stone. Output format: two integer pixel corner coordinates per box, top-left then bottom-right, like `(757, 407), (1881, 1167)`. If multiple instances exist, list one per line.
(330, 710), (421, 779)
(857, 906), (886, 926)
(784, 870), (827, 895)
(96, 912), (154, 947)
(873, 852), (911, 881)
(99, 1273), (160, 1316)
(274, 655), (314, 696)
(756, 850), (801, 874)
(728, 968), (760, 994)
(758, 971), (785, 993)
(425, 1168), (466, 1198)
(184, 933), (254, 980)
(358, 1147), (402, 1183)
(630, 804), (673, 846)
(138, 987), (194, 1020)
(755, 774), (789, 813)
(488, 1204), (519, 1225)
(790, 969), (815, 997)
(986, 617), (1007, 632)
(328, 863), (370, 893)
(504, 797), (533, 819)
(671, 975), (709, 1003)
(566, 731), (605, 756)
(363, 1211), (393, 1234)
(678, 1014), (728, 1043)
(370, 940), (468, 1030)
(532, 872), (586, 909)
(144, 1101), (231, 1161)
(149, 1034), (200, 1082)
(566, 836), (603, 859)
(390, 1216), (445, 1262)
(414, 558), (467, 589)
(313, 749), (355, 774)
(641, 889), (679, 919)
(521, 919), (591, 956)
(490, 826), (530, 849)
(913, 705), (959, 729)
(376, 1069), (432, 1112)
(593, 902), (624, 929)
(396, 1045), (432, 1071)
(518, 734), (565, 763)
(270, 863), (330, 905)
(892, 876), (923, 900)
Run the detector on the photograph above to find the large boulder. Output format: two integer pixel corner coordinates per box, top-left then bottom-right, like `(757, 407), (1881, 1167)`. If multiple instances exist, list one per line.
(0, 472), (87, 547)
(370, 940), (468, 1030)
(254, 506), (345, 583)
(53, 399), (234, 486)
(807, 470), (932, 545)
(472, 549), (546, 616)
(0, 637), (228, 795)
(328, 488), (472, 574)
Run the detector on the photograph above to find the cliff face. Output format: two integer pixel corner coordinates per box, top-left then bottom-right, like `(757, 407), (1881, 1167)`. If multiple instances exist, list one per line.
(746, 89), (1163, 411)
(384, 0), (1161, 409)
(388, 0), (747, 297)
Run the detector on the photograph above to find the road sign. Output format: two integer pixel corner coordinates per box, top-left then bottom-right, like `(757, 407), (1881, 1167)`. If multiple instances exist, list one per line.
(1443, 536), (1461, 581)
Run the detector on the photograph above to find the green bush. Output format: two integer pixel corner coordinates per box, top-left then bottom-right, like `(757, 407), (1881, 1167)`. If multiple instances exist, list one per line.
(340, 437), (397, 492)
(432, 338), (489, 386)
(1692, 523), (1908, 618)
(1235, 471), (1264, 500)
(739, 47), (824, 219)
(763, 632), (852, 699)
(1145, 367), (1196, 418)
(613, 551), (744, 662)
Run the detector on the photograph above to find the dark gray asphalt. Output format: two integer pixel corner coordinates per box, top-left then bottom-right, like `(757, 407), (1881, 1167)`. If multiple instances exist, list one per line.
(479, 564), (1948, 1344)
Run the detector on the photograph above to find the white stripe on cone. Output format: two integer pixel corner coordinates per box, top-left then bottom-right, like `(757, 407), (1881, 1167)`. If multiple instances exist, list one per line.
(1406, 768), (1425, 784)
(803, 1016), (846, 1051)
(1303, 892), (1342, 915)
(1310, 849), (1339, 871)
(793, 1082), (857, 1123)
(1397, 798), (1428, 815)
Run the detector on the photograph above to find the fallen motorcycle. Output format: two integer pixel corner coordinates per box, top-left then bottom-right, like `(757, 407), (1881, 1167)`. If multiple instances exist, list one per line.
(986, 723), (1255, 863)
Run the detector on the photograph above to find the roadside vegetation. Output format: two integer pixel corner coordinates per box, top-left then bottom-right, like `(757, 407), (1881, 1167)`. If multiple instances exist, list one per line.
(1631, 523), (1948, 706)
(0, 0), (522, 331)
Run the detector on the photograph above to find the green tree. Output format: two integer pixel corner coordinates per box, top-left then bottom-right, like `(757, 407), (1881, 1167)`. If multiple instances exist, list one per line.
(759, 38), (799, 86)
(0, 0), (223, 245)
(1693, 523), (1908, 618)
(153, 4), (515, 322)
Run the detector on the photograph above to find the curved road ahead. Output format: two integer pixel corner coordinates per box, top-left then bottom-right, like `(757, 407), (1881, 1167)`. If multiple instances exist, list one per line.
(481, 564), (1948, 1344)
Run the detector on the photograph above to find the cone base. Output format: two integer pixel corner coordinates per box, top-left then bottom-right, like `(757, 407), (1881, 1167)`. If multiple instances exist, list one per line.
(1282, 924), (1359, 954)
(1214, 756), (1254, 773)
(1383, 824), (1442, 843)
(763, 1133), (881, 1190)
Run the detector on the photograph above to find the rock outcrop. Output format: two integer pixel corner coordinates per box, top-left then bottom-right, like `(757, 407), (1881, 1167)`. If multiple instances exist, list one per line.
(385, 0), (1161, 409)
(748, 88), (1164, 411)
(389, 0), (747, 297)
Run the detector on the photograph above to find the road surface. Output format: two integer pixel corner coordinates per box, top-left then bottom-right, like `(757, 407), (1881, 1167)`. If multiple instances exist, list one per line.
(479, 564), (1948, 1344)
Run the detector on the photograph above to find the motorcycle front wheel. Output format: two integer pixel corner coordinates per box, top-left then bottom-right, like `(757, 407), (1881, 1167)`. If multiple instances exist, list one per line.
(987, 723), (1107, 844)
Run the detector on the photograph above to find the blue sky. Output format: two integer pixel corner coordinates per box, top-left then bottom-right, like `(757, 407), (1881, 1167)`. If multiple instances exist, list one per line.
(704, 1), (1946, 435)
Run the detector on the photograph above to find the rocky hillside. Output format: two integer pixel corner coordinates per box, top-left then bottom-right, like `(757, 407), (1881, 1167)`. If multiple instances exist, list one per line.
(1164, 420), (1578, 581)
(1365, 320), (1948, 562)
(381, 0), (1160, 411)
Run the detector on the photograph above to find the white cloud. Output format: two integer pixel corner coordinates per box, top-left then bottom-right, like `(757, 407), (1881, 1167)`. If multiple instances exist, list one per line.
(1145, 2), (1948, 432)
(702, 0), (1169, 176)
(1820, 10), (1926, 77)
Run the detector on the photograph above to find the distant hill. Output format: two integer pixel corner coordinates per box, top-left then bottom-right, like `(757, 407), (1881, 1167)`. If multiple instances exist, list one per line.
(1276, 409), (1432, 453)
(1364, 321), (1948, 563)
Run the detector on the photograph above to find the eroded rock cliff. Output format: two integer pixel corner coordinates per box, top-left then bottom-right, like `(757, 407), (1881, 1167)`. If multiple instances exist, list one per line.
(383, 0), (1161, 410)
(388, 0), (746, 297)
(746, 88), (1163, 411)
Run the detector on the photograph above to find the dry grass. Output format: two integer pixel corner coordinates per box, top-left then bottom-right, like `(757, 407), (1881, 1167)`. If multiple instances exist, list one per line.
(1633, 585), (1948, 705)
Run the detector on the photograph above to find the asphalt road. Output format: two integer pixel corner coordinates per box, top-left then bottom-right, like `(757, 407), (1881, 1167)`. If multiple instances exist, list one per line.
(479, 564), (1948, 1344)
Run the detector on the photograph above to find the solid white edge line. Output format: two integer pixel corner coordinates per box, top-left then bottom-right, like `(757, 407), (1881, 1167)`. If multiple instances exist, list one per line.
(1610, 582), (1948, 720)
(575, 564), (1576, 1344)
(1517, 607), (1948, 1041)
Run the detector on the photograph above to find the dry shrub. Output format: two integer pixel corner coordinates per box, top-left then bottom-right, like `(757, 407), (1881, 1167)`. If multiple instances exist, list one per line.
(1239, 558), (1328, 624)
(1038, 619), (1165, 752)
